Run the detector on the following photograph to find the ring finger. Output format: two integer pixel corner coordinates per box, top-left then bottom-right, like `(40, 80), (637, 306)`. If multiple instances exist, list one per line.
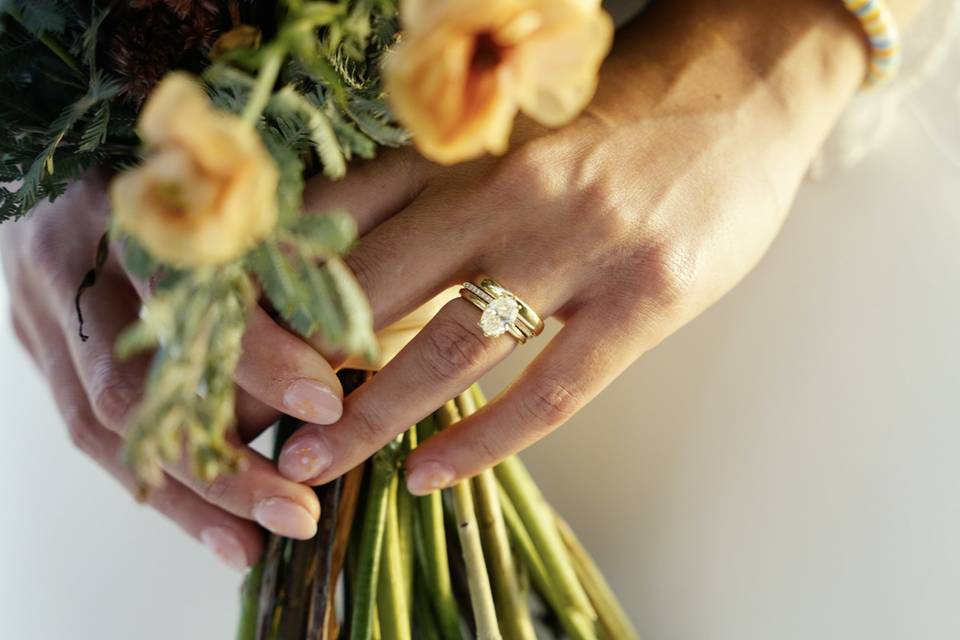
(277, 275), (569, 485)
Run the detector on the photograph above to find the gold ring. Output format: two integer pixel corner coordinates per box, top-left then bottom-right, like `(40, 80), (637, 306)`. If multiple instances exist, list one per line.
(459, 278), (544, 343)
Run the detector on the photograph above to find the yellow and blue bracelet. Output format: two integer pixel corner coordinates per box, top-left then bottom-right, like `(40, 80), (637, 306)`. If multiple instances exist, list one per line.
(842, 0), (903, 87)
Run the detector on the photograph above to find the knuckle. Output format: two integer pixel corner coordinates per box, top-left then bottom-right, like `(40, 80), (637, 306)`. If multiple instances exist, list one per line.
(344, 246), (384, 297)
(89, 367), (137, 429)
(517, 374), (582, 429)
(624, 240), (698, 307)
(350, 401), (390, 445)
(199, 473), (233, 505)
(420, 315), (490, 382)
(473, 434), (505, 469)
(29, 217), (71, 286)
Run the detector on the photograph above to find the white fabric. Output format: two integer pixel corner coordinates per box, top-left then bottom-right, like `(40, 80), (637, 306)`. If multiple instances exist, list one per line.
(816, 0), (960, 171)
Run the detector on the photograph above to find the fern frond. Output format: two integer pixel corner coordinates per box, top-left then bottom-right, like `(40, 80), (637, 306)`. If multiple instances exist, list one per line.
(269, 86), (347, 178)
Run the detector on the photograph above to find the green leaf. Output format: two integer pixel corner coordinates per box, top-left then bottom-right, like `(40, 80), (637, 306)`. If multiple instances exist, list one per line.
(13, 72), (122, 212)
(119, 268), (254, 488)
(324, 256), (377, 359)
(326, 103), (377, 159)
(77, 102), (110, 152)
(248, 240), (303, 320)
(269, 86), (346, 179)
(294, 55), (348, 108)
(346, 97), (408, 147)
(261, 129), (306, 226)
(11, 0), (66, 36)
(287, 209), (357, 256)
(120, 235), (159, 281)
(248, 241), (377, 360)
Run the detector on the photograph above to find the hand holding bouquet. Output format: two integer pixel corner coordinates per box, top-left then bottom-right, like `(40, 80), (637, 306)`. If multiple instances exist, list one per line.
(3, 0), (884, 635)
(1, 0), (636, 637)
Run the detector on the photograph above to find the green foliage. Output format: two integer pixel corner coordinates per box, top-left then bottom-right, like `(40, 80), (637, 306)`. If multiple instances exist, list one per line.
(8, 0), (68, 37)
(6, 0), (405, 487)
(117, 266), (255, 487)
(248, 240), (378, 361)
(0, 2), (137, 221)
(270, 86), (347, 178)
(12, 71), (123, 214)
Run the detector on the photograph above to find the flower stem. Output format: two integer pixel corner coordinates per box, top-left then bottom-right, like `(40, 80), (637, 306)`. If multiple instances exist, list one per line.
(324, 462), (366, 638)
(397, 430), (417, 601)
(255, 417), (302, 639)
(457, 390), (536, 640)
(412, 580), (443, 640)
(413, 415), (462, 640)
(497, 485), (597, 640)
(555, 514), (642, 640)
(495, 456), (598, 635)
(350, 448), (395, 640)
(437, 401), (502, 640)
(305, 478), (345, 639)
(377, 474), (412, 640)
(242, 44), (285, 126)
(236, 560), (263, 640)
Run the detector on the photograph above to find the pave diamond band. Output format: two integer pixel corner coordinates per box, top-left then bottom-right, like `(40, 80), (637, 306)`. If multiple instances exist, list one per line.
(459, 278), (544, 344)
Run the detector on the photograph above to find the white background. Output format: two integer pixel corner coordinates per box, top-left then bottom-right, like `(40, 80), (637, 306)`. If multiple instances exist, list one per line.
(2, 39), (959, 640)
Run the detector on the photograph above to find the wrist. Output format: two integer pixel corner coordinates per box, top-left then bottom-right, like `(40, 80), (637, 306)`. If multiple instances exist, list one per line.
(592, 0), (867, 154)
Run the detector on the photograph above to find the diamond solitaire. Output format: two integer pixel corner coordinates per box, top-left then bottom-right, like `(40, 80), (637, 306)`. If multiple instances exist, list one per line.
(459, 278), (544, 344)
(479, 295), (520, 338)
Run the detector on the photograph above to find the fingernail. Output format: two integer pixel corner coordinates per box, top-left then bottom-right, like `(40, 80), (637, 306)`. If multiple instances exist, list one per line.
(253, 497), (318, 539)
(283, 379), (342, 424)
(200, 526), (248, 571)
(279, 435), (333, 483)
(406, 461), (456, 496)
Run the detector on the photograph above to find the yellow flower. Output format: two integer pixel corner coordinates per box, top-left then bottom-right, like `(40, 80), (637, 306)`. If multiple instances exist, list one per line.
(110, 73), (278, 267)
(384, 0), (613, 165)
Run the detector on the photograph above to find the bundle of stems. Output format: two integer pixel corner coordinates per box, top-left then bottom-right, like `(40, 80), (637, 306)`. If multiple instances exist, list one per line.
(238, 374), (639, 639)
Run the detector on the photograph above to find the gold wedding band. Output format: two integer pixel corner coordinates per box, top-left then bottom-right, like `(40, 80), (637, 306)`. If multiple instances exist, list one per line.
(459, 278), (544, 344)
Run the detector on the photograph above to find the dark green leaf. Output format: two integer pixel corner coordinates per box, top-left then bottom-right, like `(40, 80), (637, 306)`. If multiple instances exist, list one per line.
(288, 209), (357, 256)
(11, 0), (67, 35)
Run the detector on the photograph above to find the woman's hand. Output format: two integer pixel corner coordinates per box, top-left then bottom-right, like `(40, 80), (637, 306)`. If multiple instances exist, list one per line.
(0, 174), (351, 568)
(277, 0), (870, 493)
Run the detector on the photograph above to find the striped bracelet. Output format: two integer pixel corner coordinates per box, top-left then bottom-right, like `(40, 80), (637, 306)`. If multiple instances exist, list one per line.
(842, 0), (903, 87)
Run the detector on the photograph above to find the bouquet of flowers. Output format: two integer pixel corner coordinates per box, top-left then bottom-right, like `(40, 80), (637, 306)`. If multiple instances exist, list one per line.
(1, 1), (638, 637)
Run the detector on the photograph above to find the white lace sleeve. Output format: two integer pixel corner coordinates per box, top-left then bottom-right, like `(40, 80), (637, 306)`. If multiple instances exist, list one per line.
(815, 0), (960, 171)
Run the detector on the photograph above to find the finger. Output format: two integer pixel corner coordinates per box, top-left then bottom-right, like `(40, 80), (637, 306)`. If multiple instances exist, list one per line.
(404, 308), (653, 492)
(235, 387), (282, 442)
(57, 270), (322, 539)
(278, 296), (548, 485)
(42, 331), (264, 569)
(334, 194), (481, 339)
(303, 146), (433, 234)
(58, 265), (150, 434)
(165, 438), (322, 540)
(235, 306), (344, 425)
(10, 306), (40, 364)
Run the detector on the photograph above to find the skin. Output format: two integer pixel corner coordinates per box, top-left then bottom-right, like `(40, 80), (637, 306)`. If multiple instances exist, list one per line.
(0, 0), (922, 568)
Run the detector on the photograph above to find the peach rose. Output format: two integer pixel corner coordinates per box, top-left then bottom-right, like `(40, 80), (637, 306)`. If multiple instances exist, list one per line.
(110, 73), (278, 267)
(384, 0), (614, 164)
